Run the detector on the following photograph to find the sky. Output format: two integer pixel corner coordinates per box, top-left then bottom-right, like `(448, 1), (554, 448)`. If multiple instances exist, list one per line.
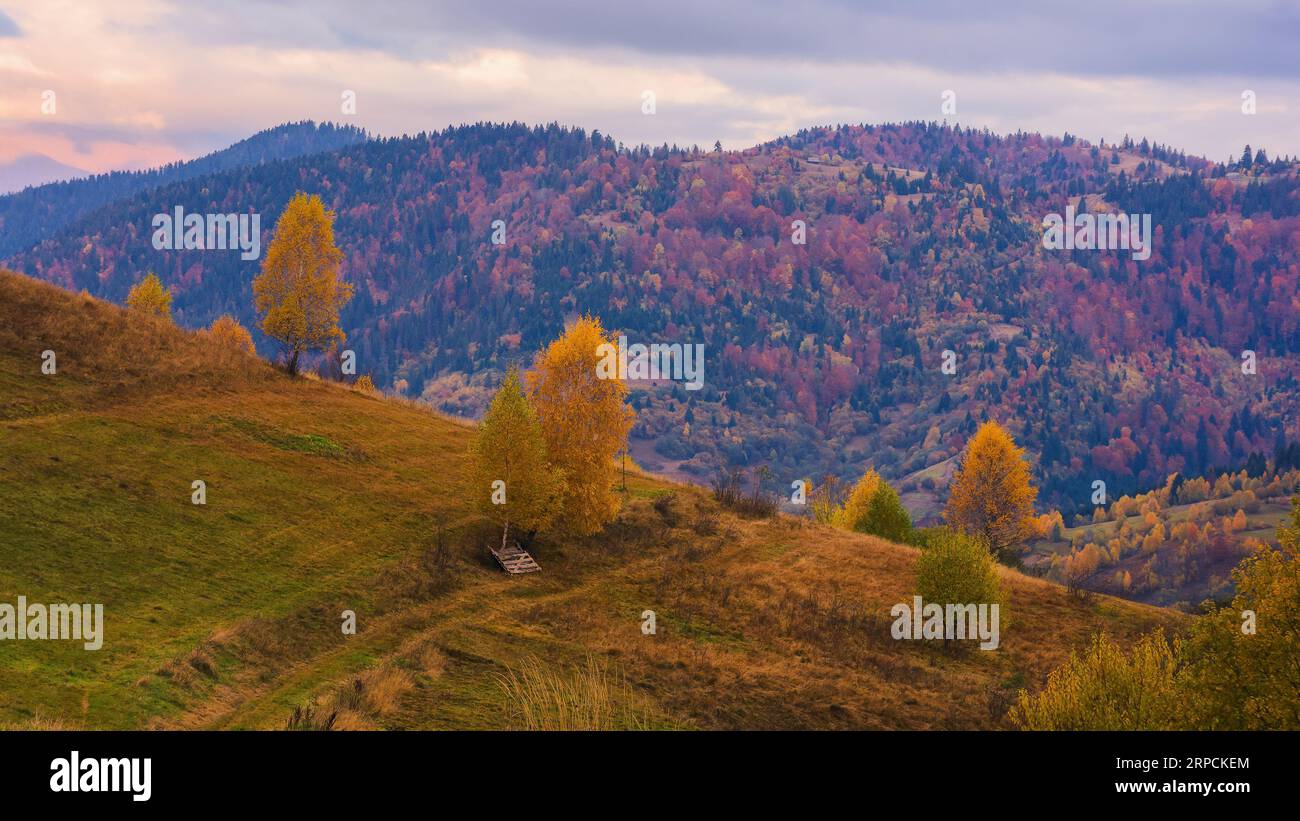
(1, 0), (1298, 180)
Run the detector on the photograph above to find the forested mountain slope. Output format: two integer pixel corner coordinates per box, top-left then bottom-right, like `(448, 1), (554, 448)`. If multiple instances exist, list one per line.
(6, 122), (1299, 513)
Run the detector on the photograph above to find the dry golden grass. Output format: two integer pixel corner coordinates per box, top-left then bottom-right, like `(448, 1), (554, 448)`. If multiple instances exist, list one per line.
(409, 641), (447, 679)
(173, 474), (1183, 731)
(324, 665), (417, 729)
(0, 269), (270, 409)
(488, 494), (1185, 730)
(0, 712), (81, 730)
(496, 655), (651, 731)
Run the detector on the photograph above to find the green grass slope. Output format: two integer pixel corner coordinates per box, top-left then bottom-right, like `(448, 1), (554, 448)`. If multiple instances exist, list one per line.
(0, 269), (1186, 730)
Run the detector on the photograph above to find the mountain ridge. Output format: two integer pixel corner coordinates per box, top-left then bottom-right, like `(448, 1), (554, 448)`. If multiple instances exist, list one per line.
(0, 121), (370, 258)
(0, 153), (89, 196)
(5, 120), (1299, 515)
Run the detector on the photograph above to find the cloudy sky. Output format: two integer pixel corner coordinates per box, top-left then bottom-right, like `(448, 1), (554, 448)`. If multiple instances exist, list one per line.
(1, 0), (1297, 181)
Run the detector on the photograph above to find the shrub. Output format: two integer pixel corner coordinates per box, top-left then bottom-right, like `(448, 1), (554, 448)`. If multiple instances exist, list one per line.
(652, 492), (681, 529)
(834, 469), (914, 542)
(207, 314), (256, 355)
(862, 480), (913, 542)
(711, 466), (777, 518)
(692, 510), (719, 536)
(914, 530), (1004, 618)
(353, 374), (378, 394)
(1179, 498), (1300, 729)
(909, 526), (949, 548)
(711, 468), (743, 508)
(326, 667), (415, 726)
(1016, 497), (1300, 730)
(1010, 631), (1181, 730)
(834, 469), (881, 529)
(808, 474), (843, 524)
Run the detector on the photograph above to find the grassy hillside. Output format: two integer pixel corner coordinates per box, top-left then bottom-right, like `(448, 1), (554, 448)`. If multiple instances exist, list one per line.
(0, 269), (1186, 730)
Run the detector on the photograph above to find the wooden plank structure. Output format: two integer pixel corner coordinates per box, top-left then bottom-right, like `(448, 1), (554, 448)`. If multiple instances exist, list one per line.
(491, 542), (541, 574)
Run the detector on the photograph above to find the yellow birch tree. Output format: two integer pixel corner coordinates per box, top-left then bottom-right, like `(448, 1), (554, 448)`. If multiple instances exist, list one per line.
(834, 469), (881, 530)
(944, 420), (1038, 561)
(253, 192), (352, 375)
(126, 272), (172, 320)
(526, 317), (633, 536)
(468, 367), (564, 550)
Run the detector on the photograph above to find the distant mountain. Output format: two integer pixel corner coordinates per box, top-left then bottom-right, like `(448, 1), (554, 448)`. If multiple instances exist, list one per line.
(0, 121), (369, 257)
(0, 153), (88, 196)
(6, 121), (1300, 514)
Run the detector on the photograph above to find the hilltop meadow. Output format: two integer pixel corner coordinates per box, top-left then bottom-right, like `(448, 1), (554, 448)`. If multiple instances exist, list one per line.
(1, 268), (1196, 730)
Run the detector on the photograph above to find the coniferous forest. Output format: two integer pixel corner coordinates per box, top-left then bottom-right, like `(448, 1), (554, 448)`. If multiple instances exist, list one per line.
(7, 121), (1299, 522)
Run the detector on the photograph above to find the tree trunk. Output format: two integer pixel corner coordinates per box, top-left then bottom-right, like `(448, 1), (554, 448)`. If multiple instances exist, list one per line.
(287, 348), (300, 376)
(501, 519), (510, 552)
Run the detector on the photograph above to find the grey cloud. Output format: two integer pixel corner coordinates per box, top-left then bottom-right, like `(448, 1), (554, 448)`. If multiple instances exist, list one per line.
(172, 0), (1300, 79)
(434, 0), (1300, 79)
(13, 119), (249, 163)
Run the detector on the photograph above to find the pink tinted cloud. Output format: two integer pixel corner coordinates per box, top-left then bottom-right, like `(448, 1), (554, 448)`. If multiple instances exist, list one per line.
(0, 126), (187, 174)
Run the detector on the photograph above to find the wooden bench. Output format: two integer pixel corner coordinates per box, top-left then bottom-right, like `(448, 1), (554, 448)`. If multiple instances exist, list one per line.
(490, 542), (541, 574)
